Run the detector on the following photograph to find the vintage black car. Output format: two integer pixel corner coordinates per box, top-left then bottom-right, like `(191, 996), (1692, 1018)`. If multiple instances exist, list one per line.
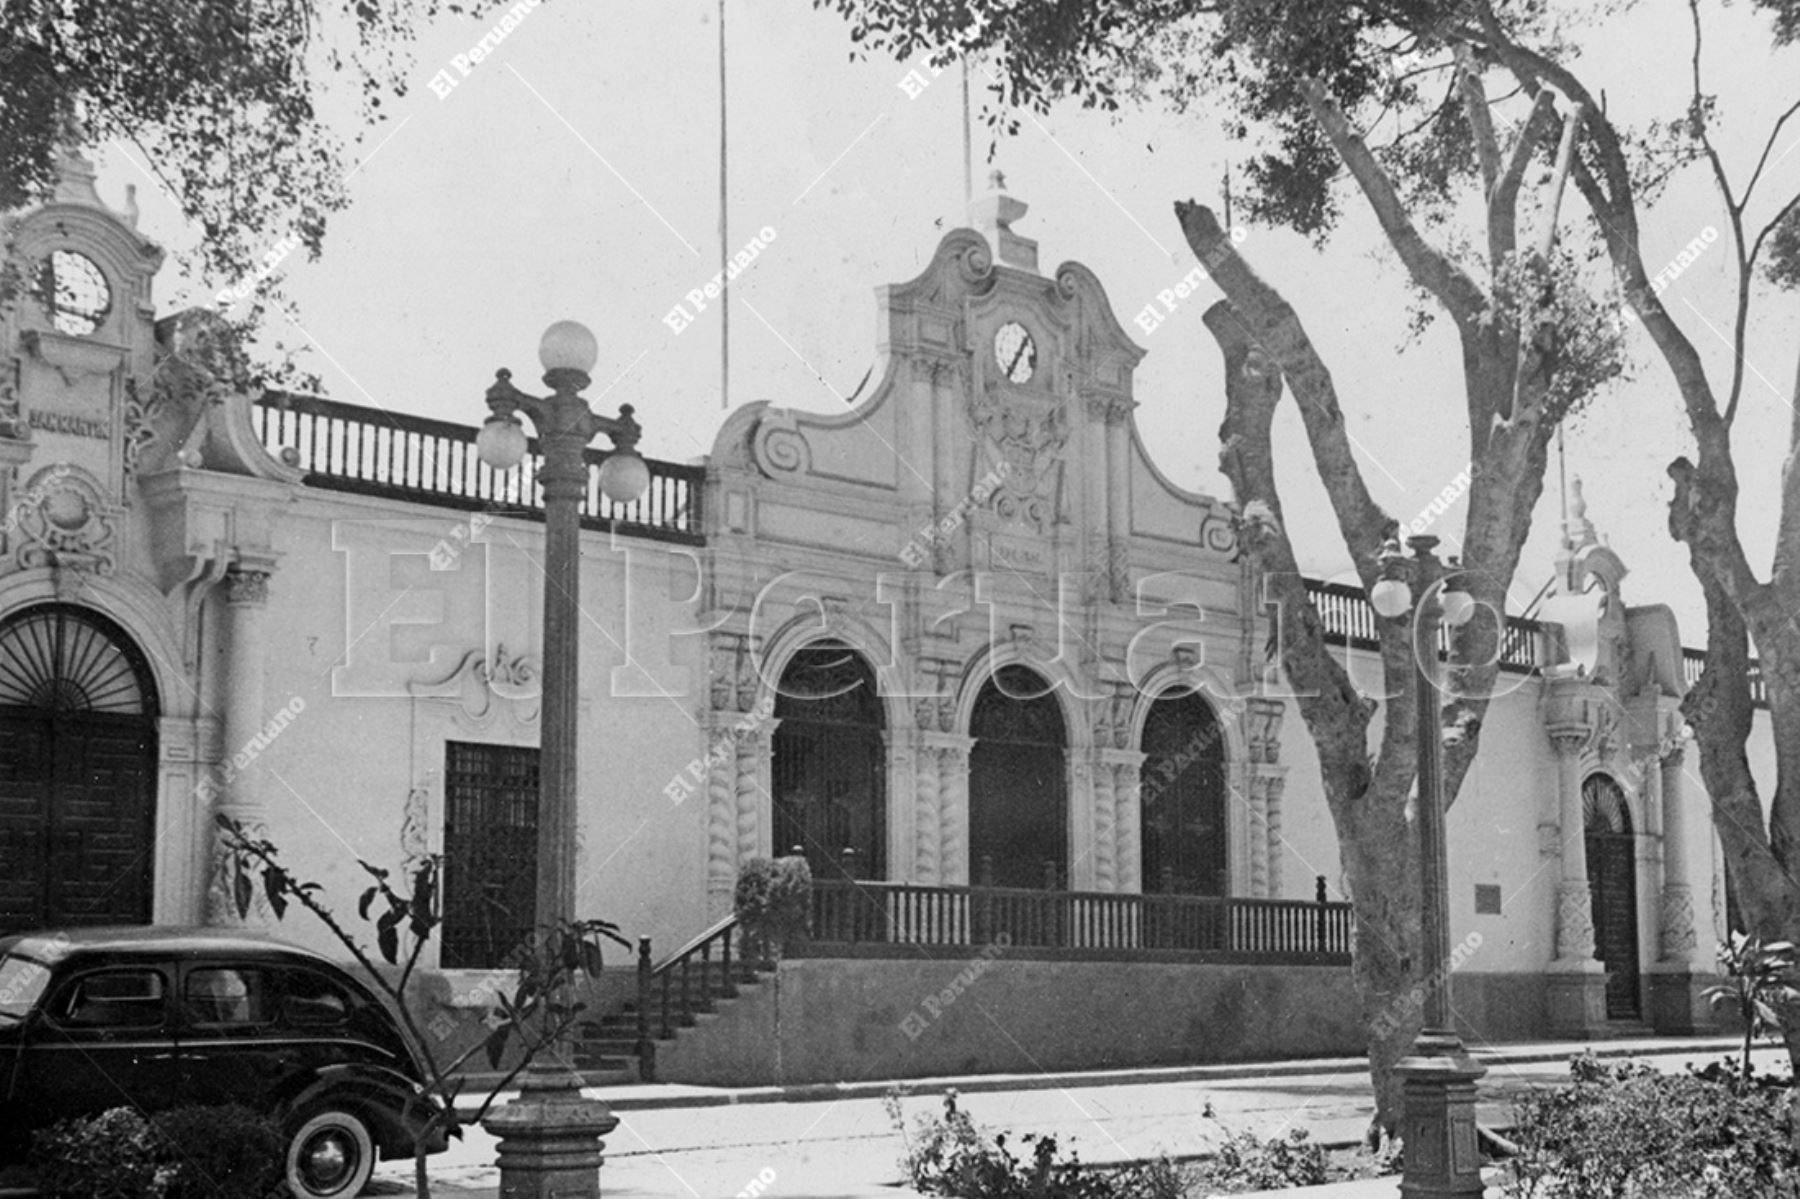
(0, 926), (449, 1198)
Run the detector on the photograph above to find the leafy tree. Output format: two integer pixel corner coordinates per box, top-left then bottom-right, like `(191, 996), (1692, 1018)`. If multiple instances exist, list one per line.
(0, 0), (505, 382)
(216, 814), (629, 1199)
(814, 0), (1626, 1132)
(1452, 0), (1800, 1074)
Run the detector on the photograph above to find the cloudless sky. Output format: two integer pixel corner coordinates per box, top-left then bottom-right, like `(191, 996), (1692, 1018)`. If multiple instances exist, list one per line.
(89, 0), (1800, 640)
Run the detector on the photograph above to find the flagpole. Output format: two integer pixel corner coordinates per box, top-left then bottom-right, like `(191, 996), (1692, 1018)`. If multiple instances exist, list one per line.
(719, 0), (730, 410)
(961, 57), (973, 209)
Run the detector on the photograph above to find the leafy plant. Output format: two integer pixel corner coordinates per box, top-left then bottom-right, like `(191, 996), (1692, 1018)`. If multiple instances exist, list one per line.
(152, 1105), (284, 1199)
(1502, 1053), (1800, 1198)
(31, 1104), (293, 1199)
(1703, 932), (1800, 1085)
(734, 855), (813, 962)
(1193, 1102), (1331, 1191)
(883, 1089), (1188, 1198)
(216, 814), (630, 1199)
(29, 1108), (167, 1199)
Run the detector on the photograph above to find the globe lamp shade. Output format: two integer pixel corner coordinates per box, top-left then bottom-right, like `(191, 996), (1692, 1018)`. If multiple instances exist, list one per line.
(1369, 577), (1414, 619)
(538, 320), (600, 374)
(1439, 588), (1477, 628)
(476, 414), (529, 470)
(598, 449), (651, 504)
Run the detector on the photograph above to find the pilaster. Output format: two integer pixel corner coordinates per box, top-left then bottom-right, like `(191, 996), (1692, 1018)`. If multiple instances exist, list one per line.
(206, 565), (273, 925)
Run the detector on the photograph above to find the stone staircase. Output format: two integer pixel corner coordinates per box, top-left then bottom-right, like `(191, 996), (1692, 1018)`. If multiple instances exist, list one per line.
(572, 915), (767, 1083)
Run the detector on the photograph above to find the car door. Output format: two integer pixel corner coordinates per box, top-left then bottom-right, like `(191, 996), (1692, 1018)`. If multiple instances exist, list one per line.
(177, 961), (288, 1111)
(17, 961), (181, 1127)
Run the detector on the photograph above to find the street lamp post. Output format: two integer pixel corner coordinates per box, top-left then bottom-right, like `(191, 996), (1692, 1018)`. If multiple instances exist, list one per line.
(1369, 534), (1487, 1198)
(473, 320), (650, 1199)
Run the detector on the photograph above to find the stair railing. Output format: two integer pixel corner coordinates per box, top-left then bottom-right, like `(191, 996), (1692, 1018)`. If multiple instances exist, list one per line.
(635, 912), (746, 1081)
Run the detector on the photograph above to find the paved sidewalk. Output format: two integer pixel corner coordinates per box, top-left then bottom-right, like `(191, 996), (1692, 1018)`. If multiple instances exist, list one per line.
(374, 1034), (1754, 1198)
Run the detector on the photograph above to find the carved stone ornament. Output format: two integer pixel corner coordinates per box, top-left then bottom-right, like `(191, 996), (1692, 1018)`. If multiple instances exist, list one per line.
(8, 463), (118, 576)
(1198, 509), (1238, 555)
(968, 391), (1069, 532)
(122, 376), (162, 479)
(1658, 884), (1697, 960)
(1091, 687), (1135, 750)
(1246, 697), (1285, 764)
(915, 693), (955, 734)
(709, 632), (762, 714)
(1555, 879), (1598, 960)
(409, 643), (543, 730)
(223, 568), (270, 607)
(751, 409), (810, 480)
(0, 372), (21, 438)
(400, 785), (431, 874)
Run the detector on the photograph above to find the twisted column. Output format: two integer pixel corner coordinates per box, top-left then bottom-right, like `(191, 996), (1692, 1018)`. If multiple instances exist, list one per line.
(1109, 753), (1145, 893)
(939, 742), (972, 886)
(913, 744), (942, 884)
(705, 723), (739, 920)
(735, 726), (766, 864)
(1091, 757), (1117, 893)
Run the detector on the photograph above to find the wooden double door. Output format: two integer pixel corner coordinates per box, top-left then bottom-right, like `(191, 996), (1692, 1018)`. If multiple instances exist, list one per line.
(0, 606), (159, 935)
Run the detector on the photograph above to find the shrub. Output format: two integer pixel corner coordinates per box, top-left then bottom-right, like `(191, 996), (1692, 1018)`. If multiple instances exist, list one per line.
(29, 1104), (287, 1199)
(735, 855), (812, 961)
(29, 1107), (168, 1199)
(884, 1089), (1187, 1199)
(1503, 1053), (1800, 1198)
(152, 1104), (284, 1198)
(1193, 1102), (1331, 1192)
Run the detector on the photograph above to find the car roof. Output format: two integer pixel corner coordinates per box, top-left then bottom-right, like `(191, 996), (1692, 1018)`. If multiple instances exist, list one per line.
(0, 926), (344, 968)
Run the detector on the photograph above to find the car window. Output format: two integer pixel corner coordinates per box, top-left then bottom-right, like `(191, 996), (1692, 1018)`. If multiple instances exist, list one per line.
(184, 967), (269, 1028)
(280, 969), (351, 1027)
(0, 955), (53, 1021)
(51, 969), (167, 1030)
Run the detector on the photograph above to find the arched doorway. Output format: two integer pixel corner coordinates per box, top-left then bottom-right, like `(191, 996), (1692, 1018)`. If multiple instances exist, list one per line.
(0, 604), (159, 934)
(1584, 774), (1640, 1020)
(1140, 689), (1228, 896)
(968, 665), (1066, 890)
(771, 642), (885, 881)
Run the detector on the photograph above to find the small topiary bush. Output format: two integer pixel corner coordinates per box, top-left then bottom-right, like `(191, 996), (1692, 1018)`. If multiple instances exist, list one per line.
(735, 854), (812, 961)
(1503, 1053), (1800, 1198)
(153, 1104), (284, 1198)
(28, 1104), (285, 1199)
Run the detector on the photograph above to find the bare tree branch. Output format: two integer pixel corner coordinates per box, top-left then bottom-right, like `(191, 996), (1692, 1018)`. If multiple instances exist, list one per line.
(1745, 97), (1800, 206)
(1176, 200), (1395, 581)
(1300, 77), (1490, 331)
(1490, 90), (1558, 266)
(1456, 44), (1502, 197)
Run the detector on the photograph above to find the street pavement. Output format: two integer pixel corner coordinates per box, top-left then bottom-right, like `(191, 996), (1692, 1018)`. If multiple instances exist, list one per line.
(368, 1034), (1770, 1198)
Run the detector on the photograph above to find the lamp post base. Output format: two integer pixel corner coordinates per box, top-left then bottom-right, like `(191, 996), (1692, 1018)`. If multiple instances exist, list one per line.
(481, 1063), (619, 1199)
(1395, 1029), (1487, 1198)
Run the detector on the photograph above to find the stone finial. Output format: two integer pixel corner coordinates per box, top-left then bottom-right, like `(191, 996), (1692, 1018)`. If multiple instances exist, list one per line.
(1566, 476), (1596, 550)
(969, 170), (1040, 273)
(51, 145), (106, 209)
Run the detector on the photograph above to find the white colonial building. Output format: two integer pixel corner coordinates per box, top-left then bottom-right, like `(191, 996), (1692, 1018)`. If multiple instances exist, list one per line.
(0, 150), (1747, 1083)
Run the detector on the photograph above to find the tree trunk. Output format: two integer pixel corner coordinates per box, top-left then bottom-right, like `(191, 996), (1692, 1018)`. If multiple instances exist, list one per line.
(1188, 193), (1557, 1133)
(1204, 295), (1427, 1134)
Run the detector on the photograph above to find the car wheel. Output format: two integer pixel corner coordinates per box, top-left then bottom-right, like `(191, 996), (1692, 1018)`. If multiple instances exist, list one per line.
(284, 1107), (374, 1199)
